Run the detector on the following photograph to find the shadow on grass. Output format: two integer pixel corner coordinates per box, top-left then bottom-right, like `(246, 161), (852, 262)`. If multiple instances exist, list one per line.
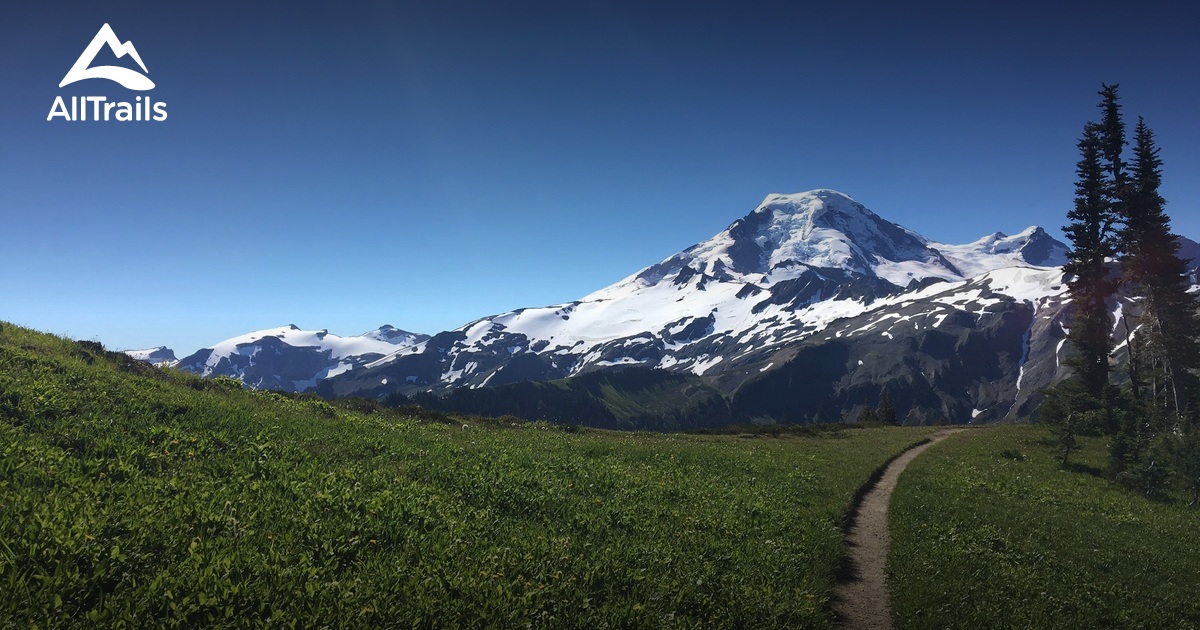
(1062, 460), (1105, 478)
(687, 422), (850, 438)
(834, 547), (860, 584)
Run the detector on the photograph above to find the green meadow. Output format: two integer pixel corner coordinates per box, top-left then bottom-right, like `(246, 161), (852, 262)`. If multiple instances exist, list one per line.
(890, 425), (1200, 629)
(0, 323), (931, 627)
(4, 322), (1196, 628)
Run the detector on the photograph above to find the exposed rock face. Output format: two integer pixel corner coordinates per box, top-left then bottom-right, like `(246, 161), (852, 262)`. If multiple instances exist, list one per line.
(732, 270), (1071, 424)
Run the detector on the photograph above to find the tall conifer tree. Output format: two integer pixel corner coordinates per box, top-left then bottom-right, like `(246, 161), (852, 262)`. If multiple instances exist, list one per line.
(1120, 117), (1200, 417)
(1062, 122), (1118, 401)
(1096, 84), (1127, 207)
(1060, 85), (1200, 492)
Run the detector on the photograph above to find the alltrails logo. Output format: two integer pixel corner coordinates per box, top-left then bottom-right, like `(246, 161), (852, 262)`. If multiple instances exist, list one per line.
(48, 23), (168, 122)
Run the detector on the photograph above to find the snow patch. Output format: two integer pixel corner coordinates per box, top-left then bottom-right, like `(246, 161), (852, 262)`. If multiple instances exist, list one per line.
(596, 357), (643, 367)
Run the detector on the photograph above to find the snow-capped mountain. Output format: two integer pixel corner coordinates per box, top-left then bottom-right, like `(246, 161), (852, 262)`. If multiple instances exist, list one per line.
(173, 188), (1197, 423)
(929, 227), (1068, 278)
(313, 190), (1079, 422)
(176, 324), (428, 392)
(605, 190), (965, 292)
(124, 346), (177, 366)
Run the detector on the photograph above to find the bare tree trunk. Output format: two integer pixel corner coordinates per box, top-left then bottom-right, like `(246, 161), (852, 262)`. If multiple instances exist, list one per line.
(1151, 309), (1185, 423)
(1123, 312), (1143, 402)
(1168, 360), (1183, 422)
(1150, 358), (1159, 408)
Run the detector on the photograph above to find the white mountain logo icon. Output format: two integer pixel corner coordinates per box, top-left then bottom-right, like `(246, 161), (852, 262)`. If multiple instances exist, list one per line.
(59, 23), (154, 91)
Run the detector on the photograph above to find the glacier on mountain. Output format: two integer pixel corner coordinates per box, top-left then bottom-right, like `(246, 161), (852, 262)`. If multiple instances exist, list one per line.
(169, 188), (1191, 423)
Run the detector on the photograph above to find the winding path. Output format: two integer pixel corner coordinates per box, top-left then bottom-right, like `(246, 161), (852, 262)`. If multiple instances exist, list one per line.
(835, 429), (965, 629)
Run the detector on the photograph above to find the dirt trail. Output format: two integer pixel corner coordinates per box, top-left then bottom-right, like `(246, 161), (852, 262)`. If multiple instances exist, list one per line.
(834, 429), (965, 629)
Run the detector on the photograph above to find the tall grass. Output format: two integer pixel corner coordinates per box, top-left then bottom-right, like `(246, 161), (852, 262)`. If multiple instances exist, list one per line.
(0, 323), (931, 627)
(890, 425), (1200, 629)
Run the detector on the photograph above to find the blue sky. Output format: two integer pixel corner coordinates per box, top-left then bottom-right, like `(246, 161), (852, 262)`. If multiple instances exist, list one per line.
(3, 1), (1199, 354)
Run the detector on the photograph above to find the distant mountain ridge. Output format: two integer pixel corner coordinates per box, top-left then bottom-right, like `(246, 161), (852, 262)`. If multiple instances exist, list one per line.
(155, 189), (1196, 424)
(124, 346), (176, 366)
(171, 324), (428, 393)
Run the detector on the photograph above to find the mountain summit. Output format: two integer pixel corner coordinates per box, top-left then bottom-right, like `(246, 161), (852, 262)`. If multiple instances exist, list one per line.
(608, 190), (966, 298)
(725, 190), (958, 279)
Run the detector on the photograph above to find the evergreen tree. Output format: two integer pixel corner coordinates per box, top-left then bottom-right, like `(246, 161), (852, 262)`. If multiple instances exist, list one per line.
(1120, 117), (1166, 268)
(877, 389), (898, 426)
(1041, 379), (1114, 467)
(1096, 83), (1127, 210)
(1062, 122), (1119, 401)
(1120, 117), (1200, 418)
(1097, 85), (1134, 400)
(1057, 85), (1200, 498)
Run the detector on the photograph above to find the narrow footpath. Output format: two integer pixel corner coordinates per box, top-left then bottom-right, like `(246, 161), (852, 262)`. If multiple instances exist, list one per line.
(834, 429), (965, 629)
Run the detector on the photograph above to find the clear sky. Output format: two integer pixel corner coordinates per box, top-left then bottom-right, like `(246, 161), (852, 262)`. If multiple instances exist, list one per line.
(3, 1), (1198, 355)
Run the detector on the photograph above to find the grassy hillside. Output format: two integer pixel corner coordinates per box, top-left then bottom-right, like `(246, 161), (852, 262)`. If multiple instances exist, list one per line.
(0, 323), (932, 627)
(890, 425), (1200, 629)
